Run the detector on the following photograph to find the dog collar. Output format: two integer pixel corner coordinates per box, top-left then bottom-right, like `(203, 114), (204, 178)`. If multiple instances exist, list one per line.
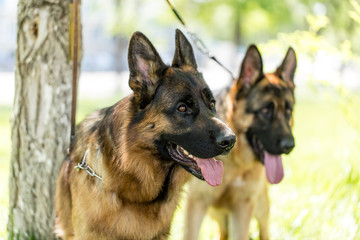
(74, 149), (103, 181)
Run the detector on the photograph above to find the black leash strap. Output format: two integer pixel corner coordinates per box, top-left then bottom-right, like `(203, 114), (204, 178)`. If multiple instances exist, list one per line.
(165, 0), (235, 80)
(70, 0), (79, 150)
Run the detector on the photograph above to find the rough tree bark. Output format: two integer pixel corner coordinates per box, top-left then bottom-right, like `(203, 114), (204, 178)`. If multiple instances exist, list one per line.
(8, 0), (81, 239)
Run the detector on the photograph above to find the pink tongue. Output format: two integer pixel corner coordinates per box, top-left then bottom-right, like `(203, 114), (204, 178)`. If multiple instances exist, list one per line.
(193, 157), (223, 186)
(264, 151), (284, 184)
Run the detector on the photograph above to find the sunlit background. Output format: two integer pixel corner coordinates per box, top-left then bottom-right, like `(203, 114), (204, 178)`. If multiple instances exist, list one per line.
(1, 0), (360, 239)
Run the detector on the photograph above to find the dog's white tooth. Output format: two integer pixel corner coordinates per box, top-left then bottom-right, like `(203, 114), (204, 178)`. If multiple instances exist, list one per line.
(188, 154), (194, 159)
(183, 149), (189, 155)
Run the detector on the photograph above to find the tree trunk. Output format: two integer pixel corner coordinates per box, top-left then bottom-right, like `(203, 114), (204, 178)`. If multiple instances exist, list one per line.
(9, 1), (81, 239)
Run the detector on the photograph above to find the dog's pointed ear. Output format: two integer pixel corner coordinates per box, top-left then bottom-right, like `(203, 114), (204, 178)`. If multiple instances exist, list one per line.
(171, 29), (197, 69)
(238, 45), (263, 88)
(128, 32), (166, 108)
(276, 47), (297, 89)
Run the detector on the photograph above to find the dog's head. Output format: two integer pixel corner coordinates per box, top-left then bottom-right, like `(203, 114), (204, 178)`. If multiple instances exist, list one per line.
(233, 45), (296, 184)
(127, 29), (236, 186)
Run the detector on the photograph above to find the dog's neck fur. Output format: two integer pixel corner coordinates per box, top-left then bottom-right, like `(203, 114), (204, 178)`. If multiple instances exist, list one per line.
(72, 94), (189, 205)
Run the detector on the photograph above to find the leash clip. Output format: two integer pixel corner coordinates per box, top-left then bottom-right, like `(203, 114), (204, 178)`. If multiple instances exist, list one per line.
(74, 149), (103, 181)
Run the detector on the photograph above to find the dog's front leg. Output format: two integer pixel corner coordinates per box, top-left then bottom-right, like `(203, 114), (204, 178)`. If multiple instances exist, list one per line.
(184, 196), (207, 240)
(230, 200), (254, 240)
(254, 184), (270, 240)
(209, 210), (229, 240)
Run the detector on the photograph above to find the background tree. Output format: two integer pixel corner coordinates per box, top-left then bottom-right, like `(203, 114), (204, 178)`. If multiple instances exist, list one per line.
(8, 0), (81, 239)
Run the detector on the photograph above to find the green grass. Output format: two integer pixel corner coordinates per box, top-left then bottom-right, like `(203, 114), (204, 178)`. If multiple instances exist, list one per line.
(1, 90), (359, 239)
(0, 105), (11, 239)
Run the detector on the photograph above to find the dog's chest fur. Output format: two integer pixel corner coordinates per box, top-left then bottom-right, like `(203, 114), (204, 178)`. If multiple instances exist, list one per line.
(69, 161), (187, 239)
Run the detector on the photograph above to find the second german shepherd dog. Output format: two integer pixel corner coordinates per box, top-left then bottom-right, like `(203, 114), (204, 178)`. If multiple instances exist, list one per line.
(185, 45), (297, 240)
(54, 29), (236, 240)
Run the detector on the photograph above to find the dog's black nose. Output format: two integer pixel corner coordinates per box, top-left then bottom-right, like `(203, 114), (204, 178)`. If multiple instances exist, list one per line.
(216, 134), (236, 151)
(279, 137), (295, 154)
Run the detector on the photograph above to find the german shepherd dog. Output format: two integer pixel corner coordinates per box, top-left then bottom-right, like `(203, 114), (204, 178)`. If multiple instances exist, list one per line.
(184, 45), (297, 240)
(55, 29), (236, 240)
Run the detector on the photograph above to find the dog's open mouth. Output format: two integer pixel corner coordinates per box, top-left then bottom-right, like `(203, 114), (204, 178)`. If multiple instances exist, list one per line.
(251, 135), (284, 184)
(166, 143), (223, 186)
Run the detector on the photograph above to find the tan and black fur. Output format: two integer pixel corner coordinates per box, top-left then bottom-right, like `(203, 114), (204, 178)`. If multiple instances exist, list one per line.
(55, 30), (235, 240)
(184, 45), (297, 240)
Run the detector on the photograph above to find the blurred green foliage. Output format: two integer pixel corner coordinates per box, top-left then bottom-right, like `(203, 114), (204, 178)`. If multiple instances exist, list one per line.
(349, 0), (360, 24)
(104, 0), (360, 53)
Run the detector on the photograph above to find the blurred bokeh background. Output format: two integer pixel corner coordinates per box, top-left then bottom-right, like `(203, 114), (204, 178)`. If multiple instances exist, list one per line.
(1, 0), (360, 239)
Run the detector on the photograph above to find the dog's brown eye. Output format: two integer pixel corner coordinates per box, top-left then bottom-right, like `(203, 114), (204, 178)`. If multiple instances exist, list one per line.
(286, 108), (292, 115)
(261, 103), (274, 116)
(261, 107), (269, 114)
(285, 102), (292, 116)
(210, 101), (215, 109)
(178, 105), (187, 112)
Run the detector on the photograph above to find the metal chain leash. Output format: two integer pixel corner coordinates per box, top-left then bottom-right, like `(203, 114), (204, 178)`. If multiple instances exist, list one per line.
(165, 0), (235, 80)
(74, 149), (103, 181)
